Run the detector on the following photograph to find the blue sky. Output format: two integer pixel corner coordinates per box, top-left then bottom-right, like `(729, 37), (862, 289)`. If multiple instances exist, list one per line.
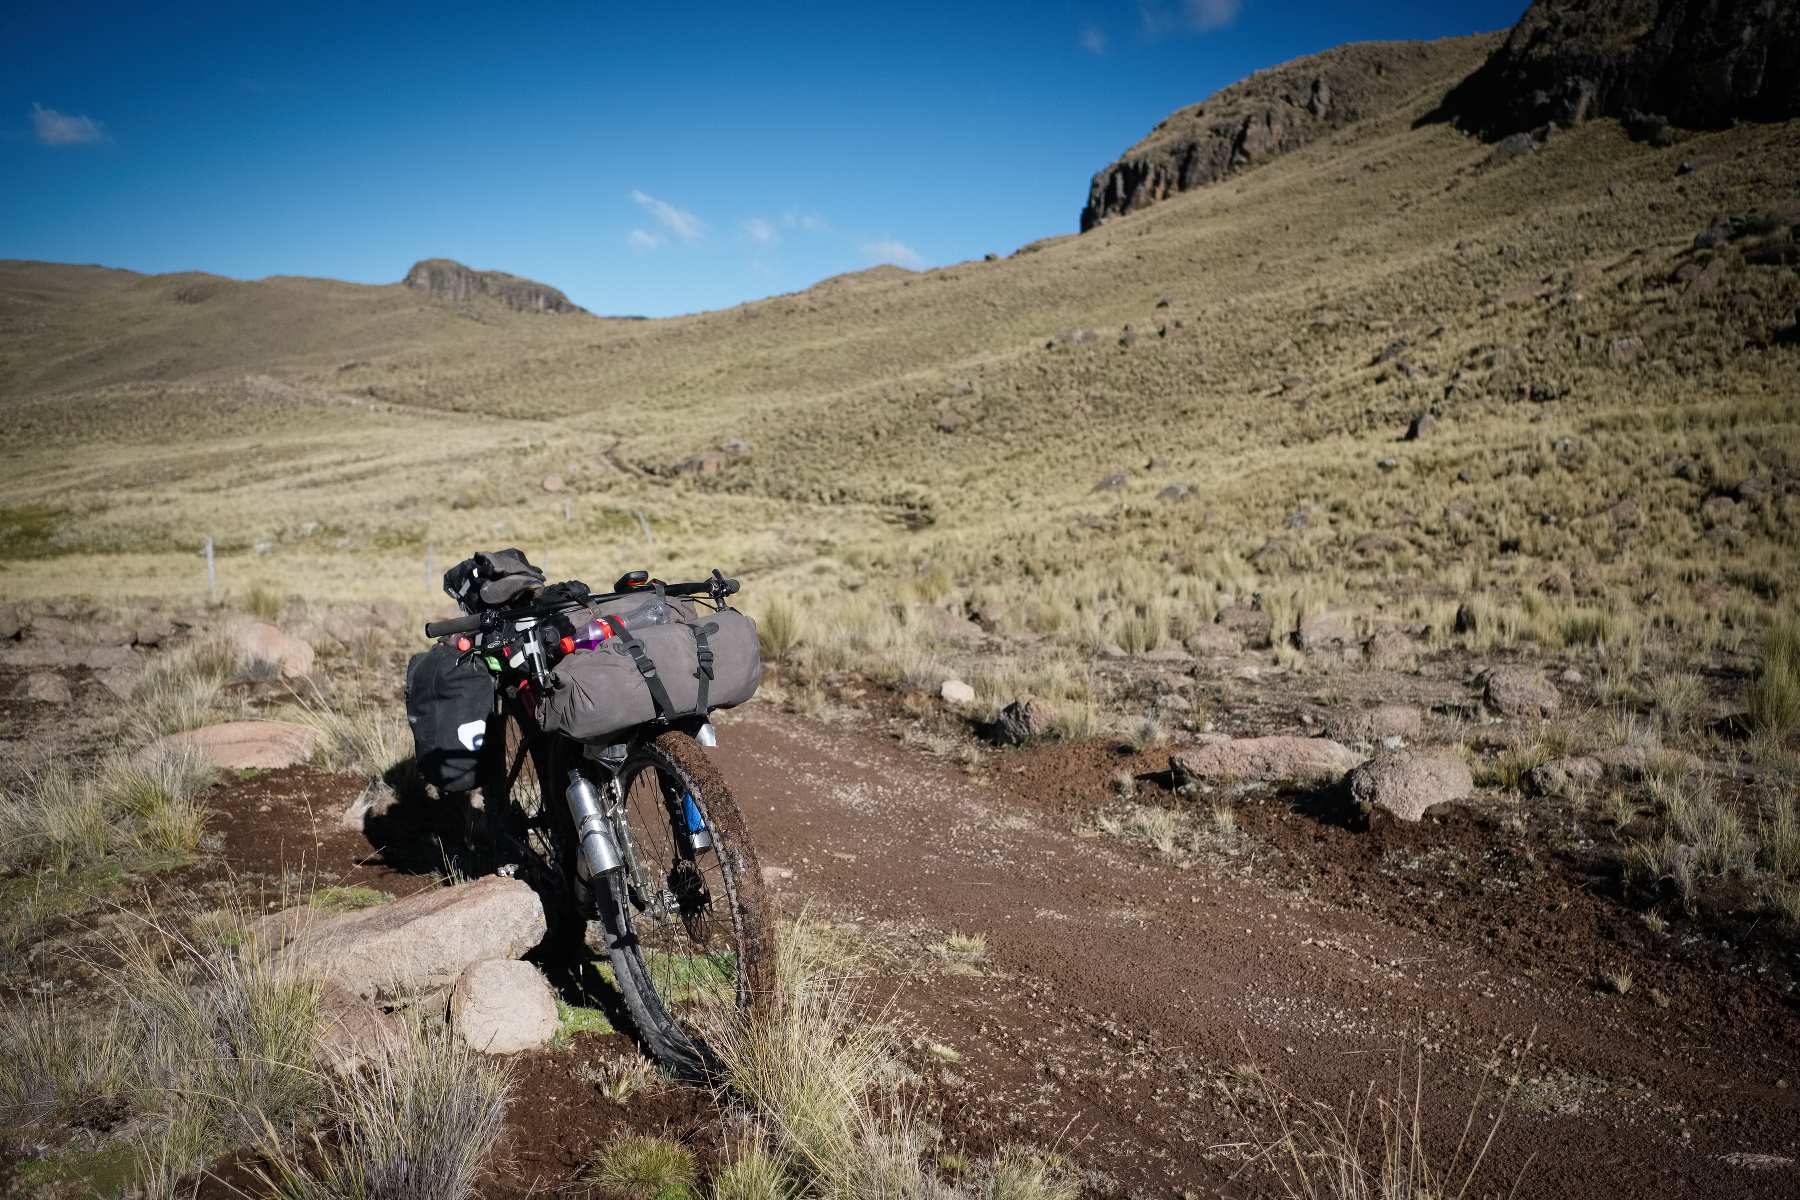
(2, 2), (1524, 317)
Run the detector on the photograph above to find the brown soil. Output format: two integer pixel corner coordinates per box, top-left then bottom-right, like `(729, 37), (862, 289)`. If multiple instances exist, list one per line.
(54, 702), (1798, 1199)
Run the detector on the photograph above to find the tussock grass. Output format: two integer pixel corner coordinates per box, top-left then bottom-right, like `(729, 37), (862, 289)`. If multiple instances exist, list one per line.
(259, 1022), (511, 1200)
(1219, 1047), (1520, 1200)
(129, 638), (243, 737)
(0, 744), (215, 871)
(710, 1137), (797, 1200)
(589, 1134), (699, 1199)
(756, 596), (804, 664)
(286, 684), (413, 778)
(1748, 613), (1800, 738)
(578, 1053), (661, 1105)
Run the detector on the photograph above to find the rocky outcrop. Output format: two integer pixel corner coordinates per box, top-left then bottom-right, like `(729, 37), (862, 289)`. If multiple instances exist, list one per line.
(145, 720), (322, 770)
(1441, 0), (1800, 137)
(1081, 36), (1494, 230)
(402, 258), (586, 315)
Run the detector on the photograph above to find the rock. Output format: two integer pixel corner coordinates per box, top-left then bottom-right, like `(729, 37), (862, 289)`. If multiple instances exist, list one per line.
(1485, 131), (1540, 166)
(78, 645), (138, 671)
(1361, 628), (1415, 668)
(939, 679), (976, 705)
(1372, 338), (1410, 366)
(1377, 457), (1399, 472)
(1527, 755), (1604, 797)
(1295, 609), (1356, 651)
(1081, 40), (1480, 229)
(1248, 540), (1292, 570)
(145, 720), (323, 770)
(541, 474), (565, 493)
(676, 451), (727, 476)
(1453, 603), (1479, 635)
(20, 672), (72, 704)
(1217, 604), (1273, 650)
(92, 667), (141, 699)
(1170, 736), (1364, 787)
(230, 619), (315, 678)
(246, 905), (333, 954)
(1442, 0), (1800, 137)
(1184, 626), (1240, 657)
(1335, 704), (1426, 742)
(1348, 753), (1473, 822)
(402, 258), (585, 315)
(0, 605), (21, 640)
(1405, 413), (1439, 440)
(449, 960), (559, 1054)
(278, 876), (547, 1003)
(993, 699), (1045, 747)
(720, 438), (753, 456)
(1157, 483), (1192, 502)
(26, 615), (130, 646)
(1482, 667), (1561, 718)
(1093, 473), (1128, 491)
(134, 614), (176, 647)
(315, 983), (411, 1075)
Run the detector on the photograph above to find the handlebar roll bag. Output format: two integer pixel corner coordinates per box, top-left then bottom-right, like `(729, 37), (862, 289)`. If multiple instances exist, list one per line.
(404, 643), (498, 792)
(540, 608), (761, 741)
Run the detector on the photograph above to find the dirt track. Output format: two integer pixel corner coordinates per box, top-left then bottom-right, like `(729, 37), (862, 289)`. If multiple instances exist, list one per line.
(173, 703), (1800, 1198)
(711, 708), (1800, 1198)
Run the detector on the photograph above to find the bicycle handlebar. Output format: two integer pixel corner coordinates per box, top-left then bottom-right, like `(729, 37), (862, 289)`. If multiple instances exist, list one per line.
(424, 612), (485, 638)
(422, 572), (740, 640)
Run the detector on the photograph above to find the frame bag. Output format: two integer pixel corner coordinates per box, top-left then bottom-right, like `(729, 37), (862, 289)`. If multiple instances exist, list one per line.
(540, 602), (761, 742)
(405, 642), (497, 792)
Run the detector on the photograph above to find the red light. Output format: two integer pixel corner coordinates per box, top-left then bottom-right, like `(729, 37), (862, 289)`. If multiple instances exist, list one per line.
(456, 636), (472, 652)
(560, 635), (575, 654)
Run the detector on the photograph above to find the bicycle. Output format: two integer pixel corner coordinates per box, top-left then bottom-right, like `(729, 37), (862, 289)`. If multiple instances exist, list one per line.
(423, 569), (773, 1078)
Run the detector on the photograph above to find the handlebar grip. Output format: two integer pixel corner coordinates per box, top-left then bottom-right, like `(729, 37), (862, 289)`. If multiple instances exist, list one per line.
(424, 613), (483, 639)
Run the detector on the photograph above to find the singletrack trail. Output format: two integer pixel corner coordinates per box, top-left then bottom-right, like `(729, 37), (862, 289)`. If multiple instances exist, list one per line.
(712, 708), (1800, 1199)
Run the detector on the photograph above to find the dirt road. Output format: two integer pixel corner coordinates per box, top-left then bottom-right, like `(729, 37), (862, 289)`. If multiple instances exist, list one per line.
(710, 708), (1800, 1198)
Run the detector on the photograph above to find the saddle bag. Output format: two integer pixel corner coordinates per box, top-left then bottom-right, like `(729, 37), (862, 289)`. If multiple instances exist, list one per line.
(404, 642), (497, 791)
(539, 602), (761, 742)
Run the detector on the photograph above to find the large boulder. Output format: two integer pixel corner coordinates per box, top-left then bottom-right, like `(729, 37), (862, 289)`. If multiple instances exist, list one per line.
(19, 672), (72, 704)
(316, 982), (410, 1074)
(277, 876), (546, 1002)
(229, 619), (314, 678)
(146, 720), (322, 770)
(1481, 667), (1561, 718)
(449, 959), (559, 1054)
(1349, 752), (1474, 822)
(1441, 0), (1800, 137)
(1294, 609), (1357, 652)
(1171, 736), (1364, 787)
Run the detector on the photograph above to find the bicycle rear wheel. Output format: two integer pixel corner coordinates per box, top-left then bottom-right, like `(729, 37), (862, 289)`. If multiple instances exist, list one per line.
(595, 729), (774, 1078)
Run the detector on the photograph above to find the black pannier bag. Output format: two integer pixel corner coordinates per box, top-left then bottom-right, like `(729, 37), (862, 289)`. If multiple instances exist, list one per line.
(539, 600), (761, 743)
(442, 548), (546, 613)
(405, 642), (497, 791)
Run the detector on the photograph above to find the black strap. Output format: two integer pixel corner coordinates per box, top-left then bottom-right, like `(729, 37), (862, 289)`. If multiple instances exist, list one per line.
(691, 621), (717, 713)
(622, 635), (677, 717)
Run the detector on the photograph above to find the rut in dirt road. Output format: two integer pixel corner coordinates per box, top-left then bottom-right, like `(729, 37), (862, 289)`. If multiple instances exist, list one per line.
(713, 708), (1800, 1199)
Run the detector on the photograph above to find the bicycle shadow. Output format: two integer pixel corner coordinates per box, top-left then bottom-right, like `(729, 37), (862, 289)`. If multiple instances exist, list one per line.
(357, 755), (487, 878)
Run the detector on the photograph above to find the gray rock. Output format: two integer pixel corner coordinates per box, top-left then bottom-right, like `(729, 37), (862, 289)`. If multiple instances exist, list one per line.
(1485, 131), (1539, 167)
(230, 619), (315, 678)
(1349, 752), (1473, 822)
(994, 699), (1044, 747)
(939, 679), (976, 705)
(1527, 755), (1604, 798)
(1093, 473), (1128, 491)
(1406, 413), (1439, 440)
(278, 876), (547, 1003)
(144, 720), (322, 770)
(1157, 483), (1192, 502)
(1295, 609), (1356, 652)
(0, 605), (22, 640)
(20, 672), (72, 704)
(449, 960), (559, 1054)
(1170, 736), (1364, 787)
(1184, 625), (1240, 656)
(1482, 667), (1561, 717)
(1334, 704), (1425, 742)
(134, 614), (176, 647)
(317, 983), (411, 1075)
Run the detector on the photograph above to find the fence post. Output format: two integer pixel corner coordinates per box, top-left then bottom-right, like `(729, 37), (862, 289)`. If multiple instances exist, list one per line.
(200, 537), (215, 599)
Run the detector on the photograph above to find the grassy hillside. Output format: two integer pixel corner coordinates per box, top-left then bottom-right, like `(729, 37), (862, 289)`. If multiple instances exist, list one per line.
(2, 36), (1796, 683)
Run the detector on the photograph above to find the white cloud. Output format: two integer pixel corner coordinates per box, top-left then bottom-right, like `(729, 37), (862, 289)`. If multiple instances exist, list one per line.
(743, 217), (779, 245)
(782, 210), (827, 233)
(1079, 25), (1107, 55)
(862, 239), (923, 268)
(629, 189), (706, 241)
(1139, 0), (1242, 36)
(32, 103), (105, 145)
(1185, 0), (1242, 32)
(627, 228), (662, 251)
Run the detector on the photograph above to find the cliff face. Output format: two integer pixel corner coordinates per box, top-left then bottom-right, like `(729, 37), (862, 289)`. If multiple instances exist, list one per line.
(1441, 0), (1800, 136)
(402, 258), (585, 315)
(1080, 36), (1494, 232)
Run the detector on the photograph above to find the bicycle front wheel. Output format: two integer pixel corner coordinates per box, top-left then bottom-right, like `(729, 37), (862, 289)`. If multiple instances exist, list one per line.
(595, 729), (774, 1078)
